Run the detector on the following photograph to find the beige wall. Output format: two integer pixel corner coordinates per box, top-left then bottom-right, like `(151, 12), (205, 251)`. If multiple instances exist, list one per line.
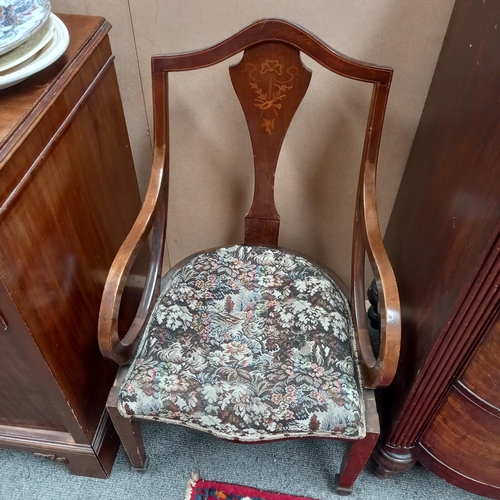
(52, 0), (455, 286)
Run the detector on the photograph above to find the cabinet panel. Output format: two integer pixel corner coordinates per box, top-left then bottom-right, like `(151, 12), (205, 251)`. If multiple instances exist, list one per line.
(421, 387), (500, 489)
(0, 284), (66, 431)
(0, 14), (142, 476)
(0, 58), (140, 442)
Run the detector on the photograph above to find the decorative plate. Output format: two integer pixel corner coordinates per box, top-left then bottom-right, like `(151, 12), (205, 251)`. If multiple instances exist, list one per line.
(0, 14), (68, 90)
(0, 0), (51, 56)
(0, 14), (52, 72)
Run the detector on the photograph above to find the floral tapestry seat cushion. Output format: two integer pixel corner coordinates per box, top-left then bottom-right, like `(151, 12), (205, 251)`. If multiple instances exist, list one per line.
(118, 245), (366, 441)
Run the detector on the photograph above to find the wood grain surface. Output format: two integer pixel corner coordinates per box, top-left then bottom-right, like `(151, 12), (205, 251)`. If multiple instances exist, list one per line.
(376, 1), (500, 496)
(0, 14), (145, 477)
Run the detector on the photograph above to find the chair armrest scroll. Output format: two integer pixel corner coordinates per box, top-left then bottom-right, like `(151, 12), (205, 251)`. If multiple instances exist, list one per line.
(352, 160), (401, 389)
(98, 149), (167, 365)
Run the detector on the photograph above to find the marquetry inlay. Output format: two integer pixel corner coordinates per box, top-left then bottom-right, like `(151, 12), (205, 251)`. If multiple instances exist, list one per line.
(246, 59), (297, 135)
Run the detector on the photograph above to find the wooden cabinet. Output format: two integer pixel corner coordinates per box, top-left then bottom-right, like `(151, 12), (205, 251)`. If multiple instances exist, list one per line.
(0, 15), (145, 477)
(373, 1), (500, 498)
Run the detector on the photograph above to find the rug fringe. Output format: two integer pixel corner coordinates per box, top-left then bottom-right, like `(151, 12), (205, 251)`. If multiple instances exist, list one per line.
(185, 471), (201, 500)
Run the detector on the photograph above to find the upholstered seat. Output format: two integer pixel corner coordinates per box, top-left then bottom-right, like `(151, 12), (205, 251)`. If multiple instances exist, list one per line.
(118, 246), (366, 441)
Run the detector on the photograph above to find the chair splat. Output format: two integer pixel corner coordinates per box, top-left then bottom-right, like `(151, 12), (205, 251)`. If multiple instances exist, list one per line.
(229, 42), (311, 247)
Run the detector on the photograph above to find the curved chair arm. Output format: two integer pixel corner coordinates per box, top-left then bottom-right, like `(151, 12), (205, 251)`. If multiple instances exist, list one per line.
(352, 159), (401, 389)
(98, 146), (167, 365)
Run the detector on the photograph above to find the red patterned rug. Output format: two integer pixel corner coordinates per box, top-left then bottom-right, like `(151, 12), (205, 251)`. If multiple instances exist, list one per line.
(186, 475), (318, 500)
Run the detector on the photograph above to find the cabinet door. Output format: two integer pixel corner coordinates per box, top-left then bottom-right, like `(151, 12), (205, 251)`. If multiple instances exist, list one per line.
(0, 281), (67, 431)
(0, 43), (145, 443)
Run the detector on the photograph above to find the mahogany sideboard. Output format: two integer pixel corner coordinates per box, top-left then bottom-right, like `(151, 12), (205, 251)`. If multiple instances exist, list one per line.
(0, 15), (145, 477)
(374, 1), (500, 498)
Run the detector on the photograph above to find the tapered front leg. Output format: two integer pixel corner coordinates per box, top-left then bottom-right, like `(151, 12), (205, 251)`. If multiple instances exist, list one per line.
(334, 389), (380, 495)
(106, 366), (148, 471)
(107, 404), (148, 471)
(335, 432), (378, 495)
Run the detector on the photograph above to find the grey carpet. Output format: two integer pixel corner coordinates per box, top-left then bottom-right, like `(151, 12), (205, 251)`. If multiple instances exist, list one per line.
(0, 421), (484, 500)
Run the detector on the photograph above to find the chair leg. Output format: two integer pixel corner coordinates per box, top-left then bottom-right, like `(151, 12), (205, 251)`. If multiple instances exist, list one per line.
(334, 432), (378, 495)
(107, 405), (149, 471)
(334, 389), (380, 495)
(106, 366), (148, 472)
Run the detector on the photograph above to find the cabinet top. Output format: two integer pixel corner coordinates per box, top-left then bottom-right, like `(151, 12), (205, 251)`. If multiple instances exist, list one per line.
(0, 14), (110, 162)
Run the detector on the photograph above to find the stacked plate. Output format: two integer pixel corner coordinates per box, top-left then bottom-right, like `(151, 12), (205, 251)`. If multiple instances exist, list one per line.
(0, 0), (69, 90)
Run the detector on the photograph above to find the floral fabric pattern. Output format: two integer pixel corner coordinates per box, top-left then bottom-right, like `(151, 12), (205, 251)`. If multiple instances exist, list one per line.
(118, 246), (365, 440)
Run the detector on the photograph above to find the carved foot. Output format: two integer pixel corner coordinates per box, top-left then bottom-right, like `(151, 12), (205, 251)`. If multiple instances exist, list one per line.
(372, 443), (416, 478)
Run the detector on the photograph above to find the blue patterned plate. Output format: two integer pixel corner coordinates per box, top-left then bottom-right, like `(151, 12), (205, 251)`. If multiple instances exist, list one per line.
(0, 14), (68, 90)
(0, 0), (51, 56)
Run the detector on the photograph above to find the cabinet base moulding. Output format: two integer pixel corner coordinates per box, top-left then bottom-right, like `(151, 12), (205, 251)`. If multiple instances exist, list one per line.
(0, 410), (119, 478)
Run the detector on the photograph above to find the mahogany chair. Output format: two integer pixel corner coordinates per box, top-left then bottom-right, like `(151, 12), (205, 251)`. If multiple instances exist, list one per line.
(98, 19), (401, 495)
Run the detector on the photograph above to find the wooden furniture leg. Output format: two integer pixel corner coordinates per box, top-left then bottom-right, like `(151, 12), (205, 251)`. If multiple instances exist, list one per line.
(106, 367), (148, 471)
(335, 390), (380, 495)
(372, 442), (416, 478)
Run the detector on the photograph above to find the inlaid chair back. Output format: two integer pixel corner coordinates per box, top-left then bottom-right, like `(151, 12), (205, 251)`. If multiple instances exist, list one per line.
(98, 19), (401, 495)
(229, 41), (312, 246)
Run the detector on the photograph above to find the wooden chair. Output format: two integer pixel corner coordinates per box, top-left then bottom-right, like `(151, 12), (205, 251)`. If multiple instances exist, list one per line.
(98, 19), (401, 495)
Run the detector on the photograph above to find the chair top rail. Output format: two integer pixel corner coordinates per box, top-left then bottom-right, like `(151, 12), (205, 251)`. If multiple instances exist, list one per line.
(152, 18), (392, 85)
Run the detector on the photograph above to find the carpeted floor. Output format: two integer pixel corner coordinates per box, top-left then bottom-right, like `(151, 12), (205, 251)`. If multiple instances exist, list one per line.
(0, 421), (484, 500)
